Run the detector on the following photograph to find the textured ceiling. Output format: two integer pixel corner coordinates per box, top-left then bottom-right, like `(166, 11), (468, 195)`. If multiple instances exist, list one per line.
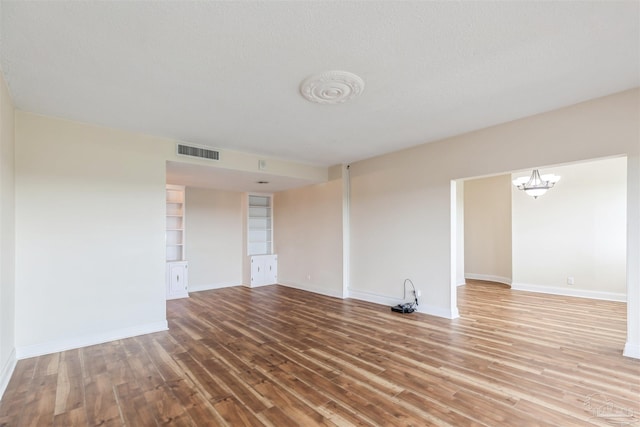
(1, 1), (638, 167)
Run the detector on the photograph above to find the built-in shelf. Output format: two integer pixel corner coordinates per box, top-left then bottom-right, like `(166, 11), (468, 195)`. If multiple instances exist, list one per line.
(248, 194), (272, 256)
(166, 185), (186, 262)
(166, 184), (189, 300)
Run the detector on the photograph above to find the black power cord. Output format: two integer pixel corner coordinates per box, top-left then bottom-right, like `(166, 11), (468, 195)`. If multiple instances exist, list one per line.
(391, 278), (419, 313)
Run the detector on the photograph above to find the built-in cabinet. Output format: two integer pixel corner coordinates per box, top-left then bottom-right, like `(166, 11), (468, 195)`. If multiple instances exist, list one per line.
(166, 184), (188, 299)
(247, 194), (277, 287)
(166, 261), (189, 300)
(251, 254), (278, 286)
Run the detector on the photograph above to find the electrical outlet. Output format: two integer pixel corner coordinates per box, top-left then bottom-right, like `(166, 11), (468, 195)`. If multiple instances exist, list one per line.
(307, 274), (311, 281)
(567, 276), (574, 285)
(417, 290), (421, 297)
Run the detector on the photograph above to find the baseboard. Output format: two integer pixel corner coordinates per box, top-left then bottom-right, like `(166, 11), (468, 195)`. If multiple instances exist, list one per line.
(416, 303), (459, 319)
(244, 282), (276, 288)
(278, 281), (343, 299)
(189, 281), (239, 293)
(347, 288), (459, 319)
(465, 273), (512, 285)
(166, 292), (189, 300)
(0, 348), (17, 400)
(15, 320), (169, 360)
(623, 341), (640, 359)
(510, 283), (626, 302)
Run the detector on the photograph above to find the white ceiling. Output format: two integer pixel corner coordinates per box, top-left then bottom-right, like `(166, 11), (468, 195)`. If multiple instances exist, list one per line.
(1, 1), (638, 173)
(166, 160), (319, 193)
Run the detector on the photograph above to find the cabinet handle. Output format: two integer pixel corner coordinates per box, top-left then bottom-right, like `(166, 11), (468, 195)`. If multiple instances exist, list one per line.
(177, 275), (179, 282)
(258, 267), (260, 272)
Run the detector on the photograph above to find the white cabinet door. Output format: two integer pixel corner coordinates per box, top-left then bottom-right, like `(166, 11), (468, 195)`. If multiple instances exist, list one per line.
(265, 255), (277, 284)
(250, 255), (277, 287)
(167, 261), (189, 300)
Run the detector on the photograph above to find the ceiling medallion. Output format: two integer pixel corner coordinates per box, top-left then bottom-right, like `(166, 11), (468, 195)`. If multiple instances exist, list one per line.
(300, 71), (365, 105)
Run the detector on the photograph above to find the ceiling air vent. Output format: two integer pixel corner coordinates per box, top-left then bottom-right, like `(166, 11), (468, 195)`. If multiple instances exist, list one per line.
(177, 143), (220, 161)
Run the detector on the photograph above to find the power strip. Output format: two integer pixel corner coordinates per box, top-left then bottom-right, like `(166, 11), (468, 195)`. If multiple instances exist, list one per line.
(391, 303), (415, 313)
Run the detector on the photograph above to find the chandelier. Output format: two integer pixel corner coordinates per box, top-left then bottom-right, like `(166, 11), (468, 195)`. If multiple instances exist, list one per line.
(512, 169), (561, 199)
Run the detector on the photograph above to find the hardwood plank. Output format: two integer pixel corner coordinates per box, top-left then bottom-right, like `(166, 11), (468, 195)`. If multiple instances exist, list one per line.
(200, 358), (270, 413)
(16, 373), (57, 427)
(53, 350), (85, 416)
(164, 378), (223, 426)
(318, 400), (379, 427)
(83, 373), (121, 426)
(1, 281), (638, 426)
(173, 351), (232, 402)
(52, 407), (87, 427)
(143, 383), (193, 426)
(252, 375), (335, 426)
(114, 385), (157, 427)
(212, 396), (263, 427)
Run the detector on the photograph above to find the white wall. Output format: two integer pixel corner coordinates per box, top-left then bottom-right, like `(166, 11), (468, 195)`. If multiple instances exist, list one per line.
(464, 174), (512, 284)
(349, 89), (639, 357)
(185, 187), (243, 291)
(626, 153), (640, 358)
(5, 87), (640, 363)
(274, 179), (343, 297)
(0, 70), (16, 397)
(349, 151), (460, 317)
(455, 181), (464, 287)
(512, 157), (627, 299)
(15, 113), (169, 357)
(10, 111), (325, 360)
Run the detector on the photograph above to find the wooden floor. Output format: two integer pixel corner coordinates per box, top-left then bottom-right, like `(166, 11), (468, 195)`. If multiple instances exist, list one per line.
(1, 281), (639, 426)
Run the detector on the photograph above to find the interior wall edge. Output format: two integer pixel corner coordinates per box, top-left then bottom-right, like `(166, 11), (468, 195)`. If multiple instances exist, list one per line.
(347, 287), (459, 319)
(510, 283), (626, 302)
(188, 282), (240, 293)
(277, 281), (344, 300)
(15, 320), (168, 360)
(464, 273), (512, 286)
(0, 348), (16, 401)
(623, 342), (640, 359)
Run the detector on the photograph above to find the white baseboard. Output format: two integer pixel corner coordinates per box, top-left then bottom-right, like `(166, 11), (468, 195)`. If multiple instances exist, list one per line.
(16, 320), (168, 360)
(278, 281), (343, 299)
(510, 283), (626, 302)
(189, 281), (239, 293)
(465, 273), (512, 285)
(166, 292), (189, 300)
(0, 347), (17, 400)
(417, 303), (459, 319)
(347, 288), (459, 319)
(623, 341), (640, 359)
(244, 282), (275, 288)
(347, 287), (404, 307)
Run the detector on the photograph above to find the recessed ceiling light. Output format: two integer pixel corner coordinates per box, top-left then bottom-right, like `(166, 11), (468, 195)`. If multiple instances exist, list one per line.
(300, 71), (364, 105)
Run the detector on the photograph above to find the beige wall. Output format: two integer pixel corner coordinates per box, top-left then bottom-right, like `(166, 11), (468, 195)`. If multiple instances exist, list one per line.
(185, 187), (243, 291)
(464, 174), (512, 284)
(11, 110), (327, 359)
(0, 70), (16, 394)
(15, 113), (169, 356)
(512, 157), (627, 297)
(274, 179), (343, 297)
(5, 86), (640, 363)
(627, 152), (640, 357)
(349, 88), (639, 349)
